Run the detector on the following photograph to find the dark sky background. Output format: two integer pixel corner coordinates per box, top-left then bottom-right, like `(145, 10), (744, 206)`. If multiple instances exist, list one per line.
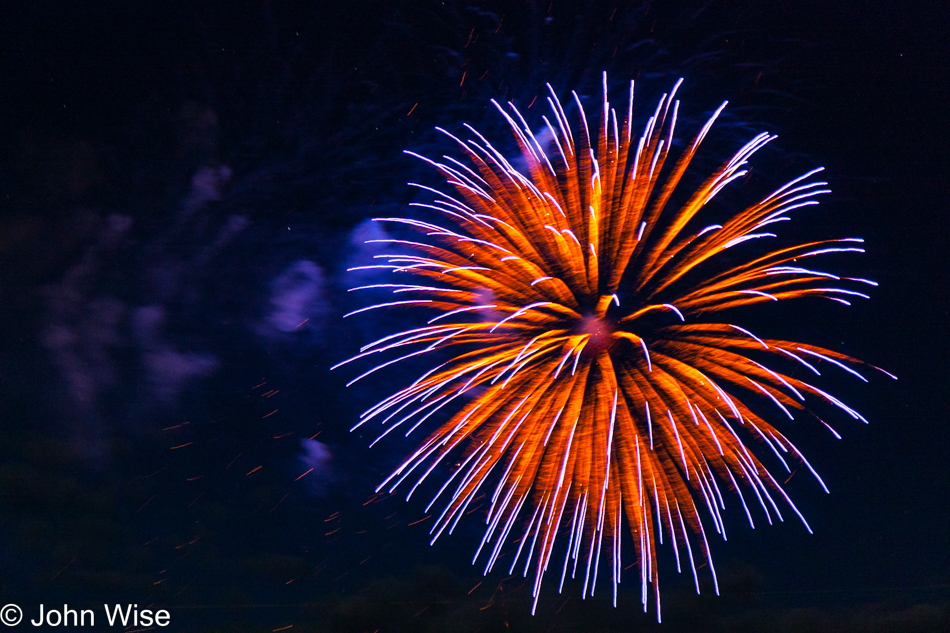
(0, 1), (947, 631)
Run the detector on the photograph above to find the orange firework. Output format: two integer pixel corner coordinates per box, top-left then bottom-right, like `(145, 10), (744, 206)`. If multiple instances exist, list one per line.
(336, 74), (892, 618)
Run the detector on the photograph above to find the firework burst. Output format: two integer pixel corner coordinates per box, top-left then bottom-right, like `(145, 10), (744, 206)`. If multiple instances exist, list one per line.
(335, 74), (892, 618)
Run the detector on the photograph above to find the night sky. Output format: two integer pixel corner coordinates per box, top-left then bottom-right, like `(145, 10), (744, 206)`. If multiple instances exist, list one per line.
(1, 1), (948, 631)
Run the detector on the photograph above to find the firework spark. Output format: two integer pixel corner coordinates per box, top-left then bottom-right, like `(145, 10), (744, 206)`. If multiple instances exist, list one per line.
(336, 74), (892, 618)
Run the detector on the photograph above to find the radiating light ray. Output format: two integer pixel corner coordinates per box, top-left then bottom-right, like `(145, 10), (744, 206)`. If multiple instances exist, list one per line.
(337, 74), (892, 619)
